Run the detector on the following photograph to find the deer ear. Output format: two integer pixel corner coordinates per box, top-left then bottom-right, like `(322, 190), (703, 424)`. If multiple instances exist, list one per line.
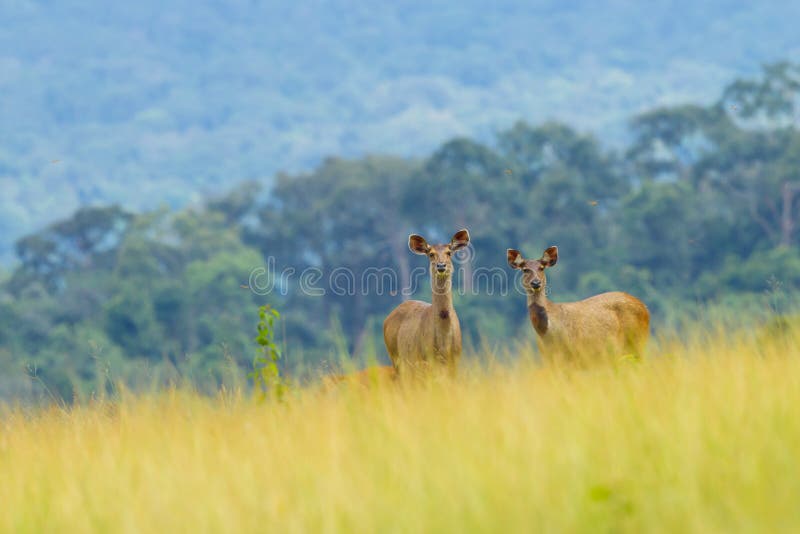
(507, 249), (525, 269)
(541, 246), (558, 267)
(450, 229), (470, 251)
(409, 234), (430, 255)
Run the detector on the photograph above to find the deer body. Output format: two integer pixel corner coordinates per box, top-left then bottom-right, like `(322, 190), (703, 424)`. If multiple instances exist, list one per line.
(509, 247), (649, 361)
(383, 280), (462, 376)
(384, 230), (469, 377)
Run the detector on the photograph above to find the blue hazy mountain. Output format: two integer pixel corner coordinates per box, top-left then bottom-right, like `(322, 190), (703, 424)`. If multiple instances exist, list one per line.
(1, 0), (799, 262)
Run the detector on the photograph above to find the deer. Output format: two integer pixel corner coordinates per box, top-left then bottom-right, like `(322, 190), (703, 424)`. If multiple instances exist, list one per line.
(507, 246), (650, 363)
(383, 229), (470, 378)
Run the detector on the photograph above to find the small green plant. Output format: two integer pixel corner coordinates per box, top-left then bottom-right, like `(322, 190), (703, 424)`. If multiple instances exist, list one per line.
(249, 304), (288, 401)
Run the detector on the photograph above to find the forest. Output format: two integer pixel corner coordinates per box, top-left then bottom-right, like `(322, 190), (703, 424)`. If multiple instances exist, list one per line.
(3, 0), (799, 262)
(2, 62), (800, 402)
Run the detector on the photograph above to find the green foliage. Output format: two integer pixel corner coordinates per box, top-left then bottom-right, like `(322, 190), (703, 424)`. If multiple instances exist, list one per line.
(0, 203), (270, 402)
(105, 289), (162, 359)
(722, 62), (800, 122)
(249, 305), (287, 402)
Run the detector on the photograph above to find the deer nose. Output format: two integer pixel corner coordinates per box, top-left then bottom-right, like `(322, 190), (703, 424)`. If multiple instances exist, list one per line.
(530, 280), (542, 289)
(436, 263), (447, 272)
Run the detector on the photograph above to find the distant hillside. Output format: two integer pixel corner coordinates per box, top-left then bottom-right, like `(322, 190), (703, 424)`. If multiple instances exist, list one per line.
(2, 0), (799, 262)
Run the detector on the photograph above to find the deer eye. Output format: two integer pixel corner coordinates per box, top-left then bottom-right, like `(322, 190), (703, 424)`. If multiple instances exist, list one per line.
(522, 268), (532, 274)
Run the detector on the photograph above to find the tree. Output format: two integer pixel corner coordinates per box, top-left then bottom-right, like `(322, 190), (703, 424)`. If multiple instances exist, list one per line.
(721, 61), (800, 125)
(11, 206), (132, 294)
(408, 138), (509, 293)
(627, 105), (726, 182)
(712, 63), (800, 247)
(497, 122), (628, 290)
(253, 156), (419, 357)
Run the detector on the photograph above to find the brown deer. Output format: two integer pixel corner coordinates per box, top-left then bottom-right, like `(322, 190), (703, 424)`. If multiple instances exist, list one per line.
(383, 229), (470, 378)
(507, 246), (650, 363)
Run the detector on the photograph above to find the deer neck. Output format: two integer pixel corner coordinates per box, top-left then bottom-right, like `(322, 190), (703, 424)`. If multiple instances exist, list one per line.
(431, 274), (455, 326)
(527, 290), (551, 336)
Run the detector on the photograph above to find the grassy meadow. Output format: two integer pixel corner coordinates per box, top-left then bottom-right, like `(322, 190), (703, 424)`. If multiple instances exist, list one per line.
(2, 327), (800, 533)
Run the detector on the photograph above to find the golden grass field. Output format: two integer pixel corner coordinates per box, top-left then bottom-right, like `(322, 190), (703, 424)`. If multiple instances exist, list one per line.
(2, 328), (800, 533)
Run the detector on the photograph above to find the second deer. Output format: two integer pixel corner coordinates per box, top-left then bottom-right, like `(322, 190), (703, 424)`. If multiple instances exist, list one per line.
(507, 246), (650, 363)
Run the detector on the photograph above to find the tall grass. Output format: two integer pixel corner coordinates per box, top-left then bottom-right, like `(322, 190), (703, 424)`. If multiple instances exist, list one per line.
(2, 328), (800, 533)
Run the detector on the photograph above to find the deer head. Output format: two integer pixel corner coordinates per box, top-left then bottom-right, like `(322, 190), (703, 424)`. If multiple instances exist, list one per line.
(507, 246), (558, 294)
(409, 229), (470, 281)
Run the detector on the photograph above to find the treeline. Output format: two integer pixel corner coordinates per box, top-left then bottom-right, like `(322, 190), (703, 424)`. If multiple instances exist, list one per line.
(2, 63), (800, 401)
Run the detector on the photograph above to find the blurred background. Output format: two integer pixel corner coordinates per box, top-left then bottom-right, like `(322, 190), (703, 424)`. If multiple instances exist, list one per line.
(2, 0), (800, 401)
